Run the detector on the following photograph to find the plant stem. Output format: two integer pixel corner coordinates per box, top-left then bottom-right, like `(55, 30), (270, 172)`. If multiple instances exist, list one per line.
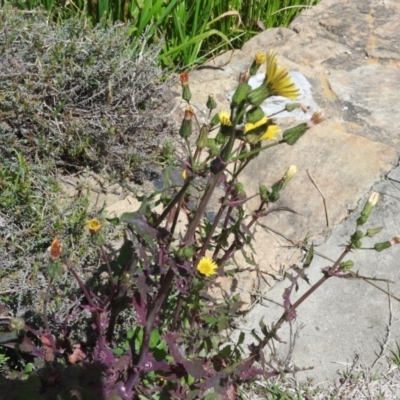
(42, 276), (58, 359)
(68, 262), (106, 352)
(154, 178), (192, 227)
(125, 266), (175, 392)
(251, 246), (350, 355)
(100, 245), (114, 285)
(231, 140), (282, 163)
(198, 191), (230, 260)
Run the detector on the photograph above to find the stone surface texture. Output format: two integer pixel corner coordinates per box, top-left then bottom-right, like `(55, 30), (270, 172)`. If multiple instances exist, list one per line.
(171, 0), (400, 307)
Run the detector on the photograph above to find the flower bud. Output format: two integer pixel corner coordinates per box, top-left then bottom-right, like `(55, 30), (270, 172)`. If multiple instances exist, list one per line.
(210, 113), (220, 127)
(357, 192), (380, 226)
(179, 106), (194, 138)
(270, 165), (298, 199)
(282, 123), (308, 145)
(351, 230), (365, 241)
(374, 241), (391, 252)
(232, 82), (252, 108)
(250, 51), (266, 76)
(366, 227), (383, 238)
(339, 260), (354, 272)
(206, 94), (217, 110)
(177, 246), (195, 260)
(234, 182), (245, 198)
(259, 185), (270, 202)
(281, 165), (298, 189)
(269, 189), (280, 203)
(196, 125), (209, 148)
(180, 72), (191, 102)
(285, 103), (301, 112)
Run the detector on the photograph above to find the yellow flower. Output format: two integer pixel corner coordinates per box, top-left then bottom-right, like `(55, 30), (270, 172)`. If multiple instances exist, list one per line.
(254, 51), (267, 65)
(49, 237), (62, 260)
(244, 116), (281, 143)
(182, 170), (187, 180)
(245, 116), (268, 133)
(218, 111), (232, 126)
(260, 125), (281, 141)
(197, 256), (218, 277)
(264, 50), (299, 100)
(86, 219), (102, 234)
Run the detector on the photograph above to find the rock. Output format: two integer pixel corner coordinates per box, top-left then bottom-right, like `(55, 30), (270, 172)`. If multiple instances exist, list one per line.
(171, 0), (400, 307)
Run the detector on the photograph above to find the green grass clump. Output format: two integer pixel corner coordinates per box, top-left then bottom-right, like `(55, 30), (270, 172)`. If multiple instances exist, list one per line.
(11, 0), (320, 68)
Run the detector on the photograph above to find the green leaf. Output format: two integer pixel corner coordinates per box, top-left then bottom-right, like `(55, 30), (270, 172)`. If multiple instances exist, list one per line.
(105, 216), (120, 225)
(113, 348), (124, 356)
(149, 329), (161, 349)
(237, 331), (245, 346)
(201, 316), (219, 325)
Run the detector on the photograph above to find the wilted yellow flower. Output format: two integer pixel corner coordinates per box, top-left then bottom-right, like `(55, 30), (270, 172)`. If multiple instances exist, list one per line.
(390, 237), (400, 245)
(179, 71), (189, 85)
(197, 256), (218, 277)
(49, 237), (62, 260)
(219, 111), (232, 126)
(184, 105), (195, 119)
(264, 50), (299, 100)
(87, 219), (102, 234)
(254, 51), (267, 65)
(307, 111), (326, 128)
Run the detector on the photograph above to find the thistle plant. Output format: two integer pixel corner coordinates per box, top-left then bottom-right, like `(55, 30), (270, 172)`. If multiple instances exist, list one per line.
(1, 50), (398, 399)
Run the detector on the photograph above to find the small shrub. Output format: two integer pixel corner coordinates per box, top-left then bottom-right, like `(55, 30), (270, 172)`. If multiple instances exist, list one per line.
(0, 7), (176, 181)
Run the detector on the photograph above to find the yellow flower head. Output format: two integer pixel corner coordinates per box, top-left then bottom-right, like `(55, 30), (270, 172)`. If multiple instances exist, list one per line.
(264, 50), (299, 100)
(245, 116), (269, 133)
(244, 116), (281, 143)
(260, 125), (281, 141)
(86, 219), (102, 234)
(254, 51), (267, 65)
(218, 111), (232, 126)
(197, 256), (218, 277)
